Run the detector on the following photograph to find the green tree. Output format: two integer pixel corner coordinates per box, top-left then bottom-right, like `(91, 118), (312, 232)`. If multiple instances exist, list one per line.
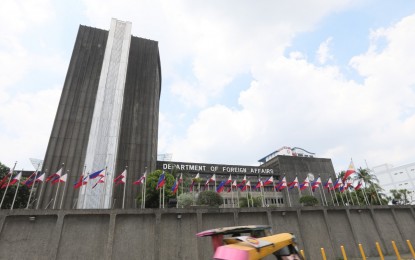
(177, 192), (195, 208)
(390, 189), (412, 205)
(0, 161), (31, 209)
(239, 194), (262, 207)
(197, 190), (223, 207)
(299, 195), (319, 206)
(354, 167), (379, 186)
(136, 170), (175, 208)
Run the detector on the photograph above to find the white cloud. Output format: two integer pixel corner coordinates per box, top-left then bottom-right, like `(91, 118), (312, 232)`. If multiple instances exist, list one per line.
(166, 13), (415, 172)
(0, 87), (61, 170)
(316, 37), (334, 64)
(0, 0), (62, 170)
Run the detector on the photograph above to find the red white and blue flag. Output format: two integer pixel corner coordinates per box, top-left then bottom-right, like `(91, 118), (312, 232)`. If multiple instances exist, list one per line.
(23, 172), (38, 187)
(205, 174), (216, 186)
(255, 179), (263, 189)
(4, 172), (22, 187)
(156, 172), (166, 190)
(178, 173), (183, 184)
(171, 178), (179, 194)
(275, 177), (287, 191)
(216, 180), (226, 193)
(343, 159), (356, 181)
(237, 175), (247, 189)
(190, 173), (200, 191)
(288, 177), (299, 190)
(74, 174), (88, 189)
(133, 171), (147, 185)
(225, 175), (232, 186)
(52, 173), (67, 184)
(299, 177), (309, 191)
(46, 168), (62, 183)
(92, 176), (105, 189)
(228, 180), (237, 192)
(354, 180), (363, 190)
(263, 176), (274, 186)
(311, 177), (321, 192)
(332, 178), (343, 190)
(241, 181), (251, 191)
(0, 171), (12, 188)
(114, 169), (127, 185)
(323, 178), (332, 189)
(89, 169), (105, 179)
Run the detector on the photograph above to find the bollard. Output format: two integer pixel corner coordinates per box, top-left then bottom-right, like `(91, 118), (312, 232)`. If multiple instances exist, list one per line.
(300, 249), (306, 260)
(392, 240), (402, 260)
(320, 248), (327, 260)
(340, 245), (347, 260)
(407, 240), (415, 258)
(358, 243), (367, 260)
(375, 242), (384, 260)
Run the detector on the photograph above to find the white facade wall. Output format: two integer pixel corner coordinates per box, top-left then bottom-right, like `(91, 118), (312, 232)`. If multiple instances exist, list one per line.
(372, 162), (415, 204)
(78, 19), (132, 209)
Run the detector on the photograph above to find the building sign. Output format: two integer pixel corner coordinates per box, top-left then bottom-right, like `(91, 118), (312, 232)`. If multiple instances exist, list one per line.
(157, 161), (274, 175)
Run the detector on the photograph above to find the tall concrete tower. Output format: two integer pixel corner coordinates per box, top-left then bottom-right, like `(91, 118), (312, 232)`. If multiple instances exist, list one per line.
(38, 19), (161, 209)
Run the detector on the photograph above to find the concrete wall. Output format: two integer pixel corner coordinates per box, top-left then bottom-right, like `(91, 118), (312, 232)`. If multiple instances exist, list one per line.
(0, 206), (414, 259)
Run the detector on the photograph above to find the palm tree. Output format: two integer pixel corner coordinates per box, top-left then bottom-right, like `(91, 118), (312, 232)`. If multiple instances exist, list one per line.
(354, 167), (387, 205)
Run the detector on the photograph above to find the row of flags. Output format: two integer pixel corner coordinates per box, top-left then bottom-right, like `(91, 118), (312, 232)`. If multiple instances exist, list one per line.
(0, 159), (361, 207)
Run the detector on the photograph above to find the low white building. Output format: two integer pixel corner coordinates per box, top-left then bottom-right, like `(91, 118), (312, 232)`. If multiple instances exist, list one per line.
(372, 162), (415, 204)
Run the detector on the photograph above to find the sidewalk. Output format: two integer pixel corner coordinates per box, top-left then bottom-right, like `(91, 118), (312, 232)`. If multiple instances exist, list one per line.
(349, 254), (414, 260)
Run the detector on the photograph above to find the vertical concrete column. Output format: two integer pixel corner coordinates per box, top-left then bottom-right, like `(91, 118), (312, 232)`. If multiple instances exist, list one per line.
(0, 214), (6, 235)
(154, 212), (161, 260)
(196, 211), (204, 260)
(233, 209), (239, 226)
(296, 209), (308, 259)
(48, 212), (65, 259)
(266, 210), (273, 227)
(390, 208), (406, 241)
(409, 206), (415, 221)
(344, 208), (359, 247)
(105, 213), (117, 260)
(369, 208), (388, 254)
(322, 208), (337, 258)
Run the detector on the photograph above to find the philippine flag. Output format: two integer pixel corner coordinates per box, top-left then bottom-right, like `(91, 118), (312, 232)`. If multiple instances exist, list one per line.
(216, 180), (226, 193)
(343, 159), (356, 181)
(46, 168), (62, 182)
(263, 176), (274, 186)
(89, 169), (105, 179)
(156, 172), (166, 190)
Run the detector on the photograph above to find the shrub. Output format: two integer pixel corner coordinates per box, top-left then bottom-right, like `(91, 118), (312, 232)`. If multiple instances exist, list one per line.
(239, 195), (263, 207)
(197, 190), (223, 207)
(177, 193), (195, 208)
(299, 195), (319, 206)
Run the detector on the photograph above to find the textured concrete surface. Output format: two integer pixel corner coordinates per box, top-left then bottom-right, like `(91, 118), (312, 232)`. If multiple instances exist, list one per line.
(0, 206), (414, 259)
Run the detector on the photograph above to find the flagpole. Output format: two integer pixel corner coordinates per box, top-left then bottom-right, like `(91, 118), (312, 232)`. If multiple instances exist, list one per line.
(26, 163), (41, 209)
(354, 189), (360, 206)
(285, 187), (292, 207)
(330, 184), (339, 206)
(10, 175), (21, 210)
(320, 183), (328, 206)
(318, 184), (325, 206)
(143, 170), (147, 209)
(59, 170), (70, 209)
(246, 185), (250, 208)
(102, 166), (108, 209)
(79, 165), (87, 209)
(122, 167), (127, 209)
(53, 182), (61, 210)
(36, 169), (47, 210)
(0, 161), (17, 209)
(53, 163), (64, 209)
(162, 184), (165, 209)
(272, 177), (278, 207)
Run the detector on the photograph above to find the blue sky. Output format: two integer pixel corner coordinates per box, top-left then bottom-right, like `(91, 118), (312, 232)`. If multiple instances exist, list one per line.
(1, 0), (415, 174)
